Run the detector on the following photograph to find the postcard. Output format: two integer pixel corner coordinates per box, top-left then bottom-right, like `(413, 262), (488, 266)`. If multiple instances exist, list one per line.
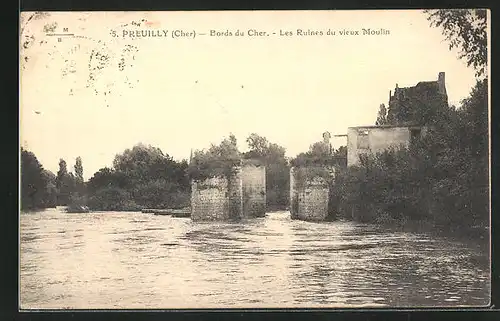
(19, 9), (491, 309)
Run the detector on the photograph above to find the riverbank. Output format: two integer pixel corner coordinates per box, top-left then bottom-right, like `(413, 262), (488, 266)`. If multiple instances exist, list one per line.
(374, 218), (489, 255)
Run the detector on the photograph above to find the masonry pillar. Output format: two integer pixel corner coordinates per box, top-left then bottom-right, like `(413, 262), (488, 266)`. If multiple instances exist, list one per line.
(242, 159), (266, 218)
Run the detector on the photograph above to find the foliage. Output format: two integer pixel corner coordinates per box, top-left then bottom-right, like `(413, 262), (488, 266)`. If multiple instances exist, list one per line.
(188, 134), (242, 181)
(55, 158), (78, 205)
(376, 104), (388, 125)
(113, 143), (188, 187)
(86, 144), (191, 211)
(66, 194), (89, 213)
(73, 157), (85, 195)
(290, 139), (345, 218)
(74, 157), (84, 183)
(87, 167), (129, 193)
(425, 9), (488, 78)
(291, 143), (347, 168)
(245, 133), (270, 158)
(292, 166), (332, 190)
(40, 169), (58, 208)
(87, 186), (141, 212)
(56, 159), (68, 187)
(21, 148), (57, 210)
(131, 179), (190, 209)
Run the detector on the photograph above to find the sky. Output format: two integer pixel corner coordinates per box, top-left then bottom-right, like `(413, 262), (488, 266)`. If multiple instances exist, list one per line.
(20, 10), (483, 180)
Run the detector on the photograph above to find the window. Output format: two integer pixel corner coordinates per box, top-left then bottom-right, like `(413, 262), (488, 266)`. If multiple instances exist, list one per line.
(410, 128), (422, 143)
(357, 130), (369, 149)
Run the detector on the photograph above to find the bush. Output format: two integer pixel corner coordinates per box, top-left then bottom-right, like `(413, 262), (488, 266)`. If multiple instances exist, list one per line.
(87, 186), (141, 211)
(132, 179), (190, 209)
(188, 135), (241, 181)
(66, 194), (89, 212)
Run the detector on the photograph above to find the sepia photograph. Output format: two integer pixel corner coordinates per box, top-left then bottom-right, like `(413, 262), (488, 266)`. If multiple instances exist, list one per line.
(19, 9), (490, 309)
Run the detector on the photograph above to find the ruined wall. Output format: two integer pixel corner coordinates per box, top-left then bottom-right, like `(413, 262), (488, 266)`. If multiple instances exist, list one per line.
(290, 167), (298, 219)
(227, 166), (243, 220)
(242, 161), (266, 218)
(347, 126), (411, 166)
(191, 177), (230, 221)
(290, 167), (332, 221)
(297, 177), (330, 221)
(387, 73), (448, 125)
(191, 165), (258, 221)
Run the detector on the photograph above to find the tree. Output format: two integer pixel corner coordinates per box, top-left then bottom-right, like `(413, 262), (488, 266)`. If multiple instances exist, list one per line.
(74, 156), (84, 183)
(308, 141), (330, 158)
(87, 186), (139, 212)
(112, 143), (188, 186)
(21, 148), (47, 210)
(246, 133), (269, 158)
(20, 148), (60, 210)
(87, 144), (191, 211)
(333, 146), (347, 159)
(376, 104), (387, 125)
(229, 133), (238, 148)
(56, 159), (68, 191)
(41, 169), (57, 208)
(87, 167), (127, 194)
(188, 135), (242, 181)
(425, 9), (487, 77)
(55, 158), (77, 205)
(73, 156), (85, 195)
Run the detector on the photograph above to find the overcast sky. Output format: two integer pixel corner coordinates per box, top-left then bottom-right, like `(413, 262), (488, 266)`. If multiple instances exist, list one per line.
(20, 10), (482, 179)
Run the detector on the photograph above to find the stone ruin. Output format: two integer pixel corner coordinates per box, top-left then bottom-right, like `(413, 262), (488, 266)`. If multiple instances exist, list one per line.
(290, 166), (335, 222)
(191, 159), (266, 221)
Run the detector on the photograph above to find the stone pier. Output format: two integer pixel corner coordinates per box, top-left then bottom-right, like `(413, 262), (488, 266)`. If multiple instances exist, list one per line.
(290, 166), (335, 221)
(191, 161), (266, 221)
(242, 159), (266, 218)
(290, 167), (299, 219)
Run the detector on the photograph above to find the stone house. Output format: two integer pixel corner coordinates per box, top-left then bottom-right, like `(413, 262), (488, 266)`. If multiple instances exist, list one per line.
(345, 72), (448, 166)
(346, 125), (426, 167)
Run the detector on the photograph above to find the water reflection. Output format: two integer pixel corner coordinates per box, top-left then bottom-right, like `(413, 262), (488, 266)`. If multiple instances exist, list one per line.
(20, 209), (490, 309)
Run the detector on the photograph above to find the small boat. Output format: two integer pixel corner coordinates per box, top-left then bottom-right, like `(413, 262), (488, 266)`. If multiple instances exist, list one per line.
(170, 208), (191, 218)
(141, 207), (191, 217)
(66, 205), (90, 213)
(152, 209), (174, 215)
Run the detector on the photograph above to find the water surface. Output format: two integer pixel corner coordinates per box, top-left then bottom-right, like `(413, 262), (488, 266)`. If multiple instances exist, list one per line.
(20, 208), (490, 309)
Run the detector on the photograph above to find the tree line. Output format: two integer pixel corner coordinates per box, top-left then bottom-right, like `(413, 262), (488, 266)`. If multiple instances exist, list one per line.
(21, 134), (293, 212)
(20, 150), (84, 211)
(20, 144), (191, 212)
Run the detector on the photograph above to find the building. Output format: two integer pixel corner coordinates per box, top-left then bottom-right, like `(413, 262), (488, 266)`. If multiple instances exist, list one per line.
(341, 72), (447, 166)
(386, 72), (448, 125)
(322, 131), (333, 155)
(346, 125), (426, 167)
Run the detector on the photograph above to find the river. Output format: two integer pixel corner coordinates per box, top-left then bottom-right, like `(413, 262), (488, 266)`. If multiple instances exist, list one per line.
(20, 208), (490, 309)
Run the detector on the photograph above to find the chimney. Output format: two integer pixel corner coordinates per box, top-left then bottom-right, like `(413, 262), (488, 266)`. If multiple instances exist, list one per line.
(322, 131), (331, 144)
(438, 72), (447, 96)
